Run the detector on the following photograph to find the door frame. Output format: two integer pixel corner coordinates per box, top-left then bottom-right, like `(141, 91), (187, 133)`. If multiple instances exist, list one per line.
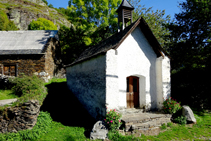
(126, 76), (139, 108)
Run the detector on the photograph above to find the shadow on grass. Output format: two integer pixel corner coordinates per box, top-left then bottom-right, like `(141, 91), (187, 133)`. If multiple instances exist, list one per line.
(40, 82), (96, 132)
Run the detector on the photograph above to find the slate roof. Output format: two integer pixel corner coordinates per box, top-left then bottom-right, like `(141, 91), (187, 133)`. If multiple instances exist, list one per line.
(66, 17), (168, 67)
(0, 30), (58, 55)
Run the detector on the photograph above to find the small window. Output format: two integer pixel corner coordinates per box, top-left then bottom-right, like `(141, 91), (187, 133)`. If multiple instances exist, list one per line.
(3, 65), (16, 76)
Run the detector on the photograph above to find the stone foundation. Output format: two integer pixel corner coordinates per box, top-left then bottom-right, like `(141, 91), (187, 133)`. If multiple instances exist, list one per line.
(0, 100), (40, 133)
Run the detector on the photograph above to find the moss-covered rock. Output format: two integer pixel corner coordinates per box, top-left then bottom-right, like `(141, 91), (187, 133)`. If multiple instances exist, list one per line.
(0, 0), (71, 30)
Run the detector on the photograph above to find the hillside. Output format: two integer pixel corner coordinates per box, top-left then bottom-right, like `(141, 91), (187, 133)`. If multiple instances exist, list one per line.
(0, 0), (71, 30)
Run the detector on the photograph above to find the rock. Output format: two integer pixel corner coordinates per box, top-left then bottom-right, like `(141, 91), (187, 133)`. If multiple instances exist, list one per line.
(182, 105), (196, 123)
(90, 121), (108, 140)
(0, 100), (41, 133)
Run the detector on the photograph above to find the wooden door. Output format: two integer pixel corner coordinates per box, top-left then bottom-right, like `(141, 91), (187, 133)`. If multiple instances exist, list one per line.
(126, 76), (139, 108)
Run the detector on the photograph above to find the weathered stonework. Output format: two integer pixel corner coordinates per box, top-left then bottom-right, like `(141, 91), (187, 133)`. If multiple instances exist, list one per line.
(0, 38), (61, 82)
(0, 100), (40, 133)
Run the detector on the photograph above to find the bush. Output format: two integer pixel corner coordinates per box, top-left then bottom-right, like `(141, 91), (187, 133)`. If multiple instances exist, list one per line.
(28, 18), (57, 30)
(104, 109), (122, 131)
(160, 123), (167, 130)
(163, 97), (182, 114)
(174, 115), (187, 125)
(167, 122), (173, 127)
(12, 74), (44, 97)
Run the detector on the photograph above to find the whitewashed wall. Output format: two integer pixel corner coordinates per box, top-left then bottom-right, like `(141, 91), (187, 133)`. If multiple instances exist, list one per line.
(106, 26), (158, 110)
(66, 55), (107, 119)
(156, 56), (171, 109)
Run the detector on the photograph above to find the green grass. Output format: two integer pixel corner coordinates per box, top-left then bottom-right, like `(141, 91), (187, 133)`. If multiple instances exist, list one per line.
(44, 77), (67, 85)
(0, 89), (18, 100)
(37, 122), (90, 141)
(1, 78), (211, 140)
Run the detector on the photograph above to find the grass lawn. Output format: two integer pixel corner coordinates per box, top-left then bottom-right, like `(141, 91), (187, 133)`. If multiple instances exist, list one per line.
(35, 111), (211, 141)
(0, 89), (18, 100)
(1, 78), (211, 141)
(37, 121), (90, 141)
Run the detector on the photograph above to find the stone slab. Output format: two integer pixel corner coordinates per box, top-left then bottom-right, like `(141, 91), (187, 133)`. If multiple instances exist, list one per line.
(0, 99), (17, 106)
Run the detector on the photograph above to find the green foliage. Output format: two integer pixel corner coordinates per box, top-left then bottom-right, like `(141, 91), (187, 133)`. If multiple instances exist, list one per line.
(0, 10), (17, 31)
(48, 4), (54, 8)
(166, 0), (211, 70)
(0, 111), (52, 141)
(160, 123), (167, 130)
(9, 74), (47, 105)
(12, 74), (44, 97)
(167, 122), (173, 127)
(166, 0), (211, 110)
(108, 130), (136, 141)
(59, 24), (91, 64)
(129, 0), (171, 48)
(28, 18), (57, 30)
(61, 0), (171, 64)
(174, 115), (187, 125)
(105, 109), (122, 131)
(163, 97), (182, 114)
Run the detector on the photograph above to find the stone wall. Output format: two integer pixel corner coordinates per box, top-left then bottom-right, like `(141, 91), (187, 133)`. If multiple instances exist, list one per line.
(0, 54), (45, 77)
(0, 38), (61, 81)
(0, 100), (40, 133)
(45, 38), (60, 78)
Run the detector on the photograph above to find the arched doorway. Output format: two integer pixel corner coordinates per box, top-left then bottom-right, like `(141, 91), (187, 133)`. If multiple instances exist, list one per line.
(126, 76), (139, 108)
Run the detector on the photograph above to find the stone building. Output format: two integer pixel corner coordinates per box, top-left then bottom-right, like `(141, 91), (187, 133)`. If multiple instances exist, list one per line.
(0, 30), (61, 82)
(66, 0), (171, 119)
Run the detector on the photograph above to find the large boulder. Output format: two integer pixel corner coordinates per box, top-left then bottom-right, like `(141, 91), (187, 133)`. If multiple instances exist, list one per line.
(90, 121), (108, 140)
(182, 105), (196, 123)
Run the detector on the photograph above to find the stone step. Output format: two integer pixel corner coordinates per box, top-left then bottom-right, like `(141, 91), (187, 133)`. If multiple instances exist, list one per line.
(121, 112), (172, 131)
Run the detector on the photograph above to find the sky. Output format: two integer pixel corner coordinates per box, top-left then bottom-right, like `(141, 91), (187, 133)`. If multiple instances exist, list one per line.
(48, 0), (186, 20)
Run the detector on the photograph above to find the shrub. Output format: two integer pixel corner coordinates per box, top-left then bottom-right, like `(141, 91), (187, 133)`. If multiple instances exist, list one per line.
(163, 97), (182, 114)
(104, 109), (122, 131)
(28, 18), (57, 30)
(0, 11), (18, 31)
(174, 115), (187, 125)
(167, 122), (173, 127)
(160, 123), (167, 130)
(12, 74), (44, 97)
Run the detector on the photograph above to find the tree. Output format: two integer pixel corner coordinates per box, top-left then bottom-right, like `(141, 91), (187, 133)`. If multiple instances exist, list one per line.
(62, 0), (171, 62)
(166, 0), (211, 70)
(166, 0), (211, 109)
(28, 18), (57, 30)
(67, 0), (122, 45)
(59, 24), (90, 64)
(0, 10), (18, 31)
(129, 0), (171, 47)
(48, 4), (54, 8)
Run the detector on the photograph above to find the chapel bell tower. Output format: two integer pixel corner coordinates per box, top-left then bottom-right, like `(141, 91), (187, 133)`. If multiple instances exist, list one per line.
(116, 0), (134, 31)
